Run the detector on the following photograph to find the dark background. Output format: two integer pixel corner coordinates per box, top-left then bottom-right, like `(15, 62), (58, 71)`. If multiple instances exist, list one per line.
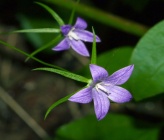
(0, 0), (164, 139)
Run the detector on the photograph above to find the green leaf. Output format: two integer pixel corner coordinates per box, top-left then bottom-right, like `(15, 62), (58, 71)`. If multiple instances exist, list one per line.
(35, 2), (64, 26)
(33, 67), (90, 83)
(44, 92), (74, 119)
(44, 86), (86, 119)
(91, 27), (97, 64)
(25, 34), (62, 62)
(130, 20), (164, 101)
(13, 28), (60, 33)
(55, 114), (159, 140)
(0, 40), (63, 69)
(97, 47), (133, 73)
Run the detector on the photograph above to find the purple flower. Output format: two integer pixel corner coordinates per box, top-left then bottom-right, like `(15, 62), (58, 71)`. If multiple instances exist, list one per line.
(69, 64), (134, 120)
(52, 17), (101, 56)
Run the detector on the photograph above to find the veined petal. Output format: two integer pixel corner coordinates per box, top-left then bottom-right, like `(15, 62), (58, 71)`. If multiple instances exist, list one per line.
(52, 38), (70, 51)
(61, 25), (72, 36)
(74, 29), (101, 42)
(69, 87), (92, 103)
(92, 88), (110, 120)
(105, 85), (132, 103)
(105, 65), (134, 85)
(74, 17), (87, 29)
(70, 39), (90, 56)
(90, 64), (108, 82)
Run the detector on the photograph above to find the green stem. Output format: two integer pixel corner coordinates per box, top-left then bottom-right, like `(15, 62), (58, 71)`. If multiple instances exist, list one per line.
(47, 0), (149, 36)
(0, 40), (64, 70)
(25, 34), (62, 62)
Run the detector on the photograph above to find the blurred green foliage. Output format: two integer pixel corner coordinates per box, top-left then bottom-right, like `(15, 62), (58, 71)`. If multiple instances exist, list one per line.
(55, 114), (160, 140)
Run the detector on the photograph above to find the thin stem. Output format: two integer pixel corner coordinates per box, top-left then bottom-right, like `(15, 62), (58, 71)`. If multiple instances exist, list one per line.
(0, 40), (65, 70)
(0, 86), (49, 139)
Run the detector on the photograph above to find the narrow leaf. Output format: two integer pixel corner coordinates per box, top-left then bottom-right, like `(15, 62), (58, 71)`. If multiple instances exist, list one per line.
(44, 92), (74, 119)
(33, 67), (90, 83)
(13, 28), (60, 33)
(25, 34), (62, 62)
(91, 27), (97, 64)
(0, 40), (64, 69)
(45, 86), (87, 119)
(35, 2), (64, 26)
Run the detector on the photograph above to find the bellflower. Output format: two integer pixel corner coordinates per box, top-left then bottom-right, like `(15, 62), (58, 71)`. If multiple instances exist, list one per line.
(69, 64), (134, 120)
(52, 17), (101, 56)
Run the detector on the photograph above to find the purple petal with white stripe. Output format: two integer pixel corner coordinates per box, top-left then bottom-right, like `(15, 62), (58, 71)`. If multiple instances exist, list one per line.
(92, 88), (110, 120)
(74, 29), (101, 42)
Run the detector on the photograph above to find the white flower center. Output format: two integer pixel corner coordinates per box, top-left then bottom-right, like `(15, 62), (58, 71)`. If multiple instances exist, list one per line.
(67, 28), (79, 40)
(95, 83), (110, 96)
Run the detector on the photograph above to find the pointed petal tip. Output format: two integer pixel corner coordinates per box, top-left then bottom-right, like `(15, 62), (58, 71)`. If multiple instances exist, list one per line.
(96, 107), (109, 121)
(83, 53), (90, 57)
(92, 88), (110, 121)
(124, 64), (134, 71)
(127, 64), (134, 74)
(70, 40), (90, 56)
(89, 64), (108, 82)
(52, 39), (70, 51)
(68, 87), (92, 104)
(105, 64), (134, 85)
(52, 47), (59, 51)
(131, 64), (134, 66)
(107, 86), (133, 103)
(97, 114), (107, 121)
(74, 17), (87, 29)
(52, 47), (61, 51)
(96, 36), (101, 42)
(128, 64), (134, 71)
(125, 64), (134, 74)
(123, 93), (133, 102)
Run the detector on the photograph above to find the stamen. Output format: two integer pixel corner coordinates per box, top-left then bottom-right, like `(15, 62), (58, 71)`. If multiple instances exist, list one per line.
(68, 28), (79, 40)
(95, 83), (110, 96)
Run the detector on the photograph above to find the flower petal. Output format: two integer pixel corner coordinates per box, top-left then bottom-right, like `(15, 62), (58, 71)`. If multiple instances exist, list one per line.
(52, 38), (70, 51)
(105, 85), (132, 103)
(74, 17), (87, 29)
(90, 64), (108, 82)
(92, 88), (110, 120)
(69, 87), (92, 103)
(105, 65), (134, 85)
(74, 29), (101, 42)
(61, 25), (72, 36)
(70, 39), (90, 56)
